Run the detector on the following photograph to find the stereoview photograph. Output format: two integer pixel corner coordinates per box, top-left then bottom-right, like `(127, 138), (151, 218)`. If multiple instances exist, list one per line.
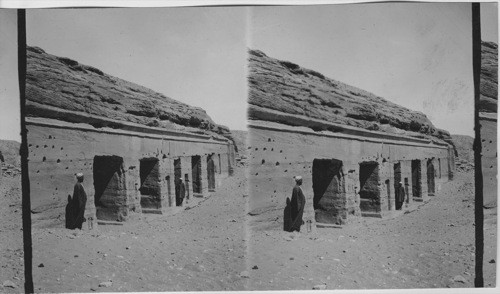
(0, 2), (497, 293)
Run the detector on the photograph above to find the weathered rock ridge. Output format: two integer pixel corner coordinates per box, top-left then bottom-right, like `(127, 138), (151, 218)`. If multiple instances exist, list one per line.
(480, 41), (498, 113)
(26, 46), (233, 142)
(248, 49), (451, 143)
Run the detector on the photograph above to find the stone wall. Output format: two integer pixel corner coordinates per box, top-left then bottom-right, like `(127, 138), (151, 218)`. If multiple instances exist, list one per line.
(28, 117), (235, 228)
(248, 120), (454, 228)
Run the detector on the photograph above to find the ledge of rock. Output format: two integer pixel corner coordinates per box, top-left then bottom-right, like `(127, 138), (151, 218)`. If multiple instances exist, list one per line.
(248, 49), (452, 144)
(480, 41), (498, 113)
(26, 46), (233, 143)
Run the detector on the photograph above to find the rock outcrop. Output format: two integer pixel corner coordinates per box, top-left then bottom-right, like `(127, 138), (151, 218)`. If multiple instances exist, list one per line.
(0, 140), (20, 178)
(248, 49), (452, 143)
(451, 134), (474, 173)
(451, 135), (474, 163)
(480, 41), (498, 113)
(230, 130), (247, 156)
(0, 140), (20, 167)
(26, 46), (233, 142)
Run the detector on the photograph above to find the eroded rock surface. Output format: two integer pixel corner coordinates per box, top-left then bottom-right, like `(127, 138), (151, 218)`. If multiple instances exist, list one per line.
(26, 46), (232, 140)
(230, 130), (247, 154)
(480, 41), (498, 113)
(451, 135), (473, 162)
(248, 49), (451, 143)
(0, 140), (20, 167)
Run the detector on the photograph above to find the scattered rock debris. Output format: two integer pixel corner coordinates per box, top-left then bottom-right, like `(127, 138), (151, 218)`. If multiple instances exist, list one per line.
(312, 284), (327, 290)
(98, 281), (113, 288)
(2, 280), (17, 289)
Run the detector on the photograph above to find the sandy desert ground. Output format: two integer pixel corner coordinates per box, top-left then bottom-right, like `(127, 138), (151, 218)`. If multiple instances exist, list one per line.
(0, 168), (24, 293)
(247, 169), (497, 290)
(0, 158), (497, 292)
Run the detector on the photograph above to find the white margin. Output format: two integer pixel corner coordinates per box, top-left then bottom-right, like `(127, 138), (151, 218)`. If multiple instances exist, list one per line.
(0, 0), (498, 9)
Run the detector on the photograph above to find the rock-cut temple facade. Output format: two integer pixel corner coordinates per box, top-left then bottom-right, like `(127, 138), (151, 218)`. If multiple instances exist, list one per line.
(247, 49), (456, 228)
(26, 46), (235, 228)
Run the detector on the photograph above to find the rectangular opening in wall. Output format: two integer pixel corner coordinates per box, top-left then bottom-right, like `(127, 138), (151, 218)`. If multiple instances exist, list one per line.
(93, 155), (127, 222)
(393, 162), (401, 188)
(385, 179), (391, 211)
(218, 154), (222, 174)
(312, 158), (345, 224)
(427, 159), (436, 196)
(411, 159), (422, 198)
(174, 158), (182, 206)
(393, 162), (401, 206)
(184, 173), (190, 199)
(359, 161), (380, 213)
(191, 155), (202, 194)
(139, 157), (161, 210)
(438, 158), (442, 178)
(404, 178), (409, 203)
(207, 154), (216, 192)
(165, 175), (172, 207)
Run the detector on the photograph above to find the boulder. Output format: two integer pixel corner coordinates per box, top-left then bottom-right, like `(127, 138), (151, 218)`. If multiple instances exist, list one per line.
(2, 280), (17, 289)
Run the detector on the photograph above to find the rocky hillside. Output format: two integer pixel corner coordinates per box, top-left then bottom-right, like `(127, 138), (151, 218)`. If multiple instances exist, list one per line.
(0, 140), (20, 167)
(480, 41), (498, 113)
(451, 134), (474, 173)
(451, 135), (474, 162)
(248, 49), (452, 143)
(0, 140), (20, 178)
(26, 46), (233, 141)
(229, 130), (248, 167)
(230, 130), (247, 154)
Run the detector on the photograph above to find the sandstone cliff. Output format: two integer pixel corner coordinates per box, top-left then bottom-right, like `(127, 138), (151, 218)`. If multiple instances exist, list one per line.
(26, 46), (234, 142)
(480, 41), (498, 113)
(248, 49), (452, 143)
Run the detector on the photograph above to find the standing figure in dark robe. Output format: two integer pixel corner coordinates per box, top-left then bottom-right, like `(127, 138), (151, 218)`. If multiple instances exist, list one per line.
(71, 173), (87, 229)
(395, 181), (405, 210)
(176, 178), (186, 206)
(283, 197), (292, 232)
(290, 176), (306, 232)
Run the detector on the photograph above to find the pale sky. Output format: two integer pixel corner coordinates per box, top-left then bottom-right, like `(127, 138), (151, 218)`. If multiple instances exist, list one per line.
(250, 2), (498, 136)
(0, 9), (20, 141)
(27, 7), (249, 131)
